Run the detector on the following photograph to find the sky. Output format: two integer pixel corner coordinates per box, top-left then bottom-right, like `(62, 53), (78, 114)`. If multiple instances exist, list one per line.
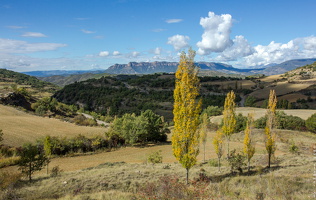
(0, 0), (315, 72)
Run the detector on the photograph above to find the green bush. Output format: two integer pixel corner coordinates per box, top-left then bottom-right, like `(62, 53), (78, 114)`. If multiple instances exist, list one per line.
(227, 149), (246, 173)
(147, 150), (163, 164)
(306, 113), (316, 133)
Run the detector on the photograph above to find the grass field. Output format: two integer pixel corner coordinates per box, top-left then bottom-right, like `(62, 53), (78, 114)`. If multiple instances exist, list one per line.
(0, 104), (107, 147)
(2, 127), (315, 200)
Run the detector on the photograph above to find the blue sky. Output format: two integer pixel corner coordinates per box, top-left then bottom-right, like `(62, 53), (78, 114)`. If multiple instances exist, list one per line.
(0, 0), (315, 72)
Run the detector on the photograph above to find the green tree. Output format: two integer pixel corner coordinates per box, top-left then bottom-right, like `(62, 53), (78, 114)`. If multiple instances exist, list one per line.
(213, 129), (224, 172)
(172, 49), (202, 184)
(201, 106), (223, 117)
(141, 110), (168, 142)
(19, 143), (48, 181)
(222, 90), (236, 157)
(265, 90), (277, 168)
(199, 113), (209, 163)
(306, 113), (316, 133)
(244, 95), (257, 107)
(243, 113), (256, 172)
(43, 136), (52, 174)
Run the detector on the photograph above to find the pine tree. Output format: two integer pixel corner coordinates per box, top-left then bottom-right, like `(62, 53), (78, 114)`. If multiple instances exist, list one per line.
(243, 113), (255, 172)
(172, 49), (202, 184)
(265, 90), (277, 168)
(222, 90), (236, 157)
(213, 129), (223, 172)
(199, 113), (209, 163)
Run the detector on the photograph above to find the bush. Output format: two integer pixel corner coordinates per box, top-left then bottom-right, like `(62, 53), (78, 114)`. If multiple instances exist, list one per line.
(147, 150), (163, 164)
(50, 166), (63, 177)
(227, 149), (246, 173)
(201, 106), (223, 117)
(306, 113), (316, 133)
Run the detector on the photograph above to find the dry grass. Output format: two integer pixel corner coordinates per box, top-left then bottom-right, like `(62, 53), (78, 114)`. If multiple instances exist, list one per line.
(0, 104), (106, 147)
(2, 125), (315, 200)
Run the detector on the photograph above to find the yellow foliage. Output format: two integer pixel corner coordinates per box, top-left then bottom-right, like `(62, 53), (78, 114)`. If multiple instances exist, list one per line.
(243, 113), (255, 170)
(213, 129), (223, 157)
(172, 49), (202, 171)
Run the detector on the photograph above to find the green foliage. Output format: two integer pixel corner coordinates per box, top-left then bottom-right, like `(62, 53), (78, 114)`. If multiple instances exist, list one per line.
(31, 97), (77, 117)
(111, 110), (168, 145)
(73, 114), (98, 126)
(18, 143), (48, 181)
(244, 95), (257, 107)
(227, 149), (246, 173)
(235, 113), (248, 132)
(201, 105), (223, 117)
(255, 111), (306, 131)
(289, 140), (299, 155)
(147, 150), (163, 164)
(50, 166), (63, 177)
(306, 113), (316, 133)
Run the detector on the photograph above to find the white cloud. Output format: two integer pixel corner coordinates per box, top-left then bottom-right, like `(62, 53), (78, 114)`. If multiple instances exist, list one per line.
(167, 34), (190, 51)
(113, 51), (121, 56)
(152, 28), (166, 32)
(154, 47), (162, 55)
(165, 19), (183, 23)
(7, 25), (26, 29)
(216, 35), (254, 61)
(241, 36), (316, 67)
(196, 12), (233, 55)
(131, 51), (140, 57)
(0, 38), (67, 54)
(21, 32), (47, 37)
(81, 29), (96, 34)
(99, 51), (110, 57)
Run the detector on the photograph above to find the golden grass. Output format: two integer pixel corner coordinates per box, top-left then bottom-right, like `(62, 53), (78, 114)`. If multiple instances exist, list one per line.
(0, 104), (106, 147)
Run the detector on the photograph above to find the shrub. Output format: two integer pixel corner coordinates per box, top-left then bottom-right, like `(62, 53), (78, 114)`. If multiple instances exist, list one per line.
(289, 140), (299, 155)
(227, 149), (246, 173)
(50, 166), (63, 177)
(147, 150), (162, 164)
(201, 106), (223, 117)
(306, 113), (316, 133)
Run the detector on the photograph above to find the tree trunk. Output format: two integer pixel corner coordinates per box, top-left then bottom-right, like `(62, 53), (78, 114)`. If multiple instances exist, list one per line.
(186, 168), (189, 185)
(268, 153), (271, 168)
(29, 162), (32, 181)
(218, 157), (221, 172)
(203, 143), (206, 163)
(47, 163), (49, 175)
(248, 160), (250, 172)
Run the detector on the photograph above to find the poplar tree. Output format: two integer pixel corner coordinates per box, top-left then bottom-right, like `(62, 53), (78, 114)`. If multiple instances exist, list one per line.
(222, 90), (236, 157)
(43, 136), (52, 174)
(172, 49), (202, 184)
(199, 113), (209, 163)
(213, 129), (223, 172)
(243, 113), (255, 172)
(265, 90), (277, 168)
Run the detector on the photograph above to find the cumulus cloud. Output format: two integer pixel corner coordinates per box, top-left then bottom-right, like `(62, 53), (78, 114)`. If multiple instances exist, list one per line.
(167, 35), (190, 51)
(165, 19), (183, 23)
(81, 29), (95, 34)
(216, 35), (254, 61)
(21, 32), (47, 37)
(241, 36), (316, 67)
(152, 28), (166, 32)
(99, 51), (110, 57)
(113, 51), (121, 56)
(131, 51), (140, 57)
(0, 38), (67, 54)
(196, 12), (233, 55)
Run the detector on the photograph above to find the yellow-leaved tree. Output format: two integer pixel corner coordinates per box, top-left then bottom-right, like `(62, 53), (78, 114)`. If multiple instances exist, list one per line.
(199, 112), (209, 163)
(265, 90), (277, 168)
(222, 90), (236, 157)
(213, 129), (224, 172)
(172, 48), (202, 184)
(243, 113), (255, 172)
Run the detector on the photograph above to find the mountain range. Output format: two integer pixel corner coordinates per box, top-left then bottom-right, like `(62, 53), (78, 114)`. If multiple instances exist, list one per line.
(22, 58), (316, 77)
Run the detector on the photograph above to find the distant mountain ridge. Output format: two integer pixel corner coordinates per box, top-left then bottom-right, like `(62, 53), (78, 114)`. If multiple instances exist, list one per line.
(104, 61), (265, 75)
(21, 58), (316, 78)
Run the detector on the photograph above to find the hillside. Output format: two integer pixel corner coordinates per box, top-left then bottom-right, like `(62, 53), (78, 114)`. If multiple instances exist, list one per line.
(38, 73), (111, 87)
(0, 104), (106, 147)
(260, 58), (316, 75)
(0, 68), (58, 99)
